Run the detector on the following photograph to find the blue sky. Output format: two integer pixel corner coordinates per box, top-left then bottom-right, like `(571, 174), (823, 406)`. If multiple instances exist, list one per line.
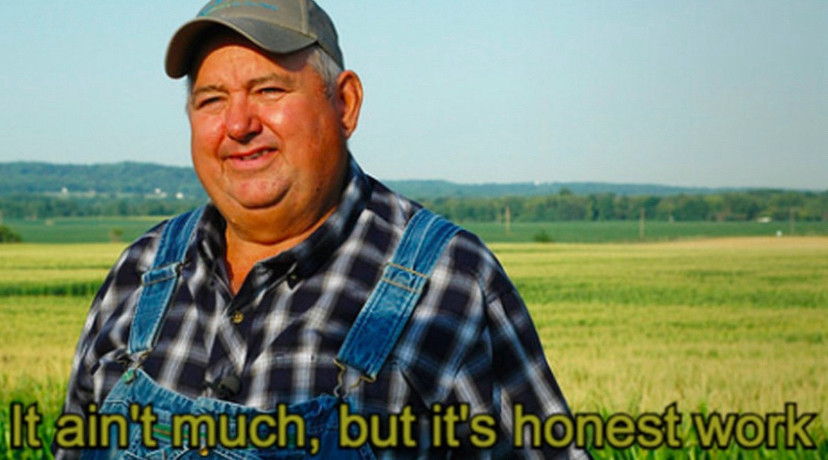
(0, 1), (825, 189)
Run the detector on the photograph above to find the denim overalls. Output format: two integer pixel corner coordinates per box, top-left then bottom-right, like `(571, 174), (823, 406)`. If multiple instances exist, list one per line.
(81, 207), (460, 459)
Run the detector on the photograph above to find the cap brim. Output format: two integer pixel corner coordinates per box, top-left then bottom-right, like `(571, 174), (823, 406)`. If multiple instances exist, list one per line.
(165, 17), (317, 79)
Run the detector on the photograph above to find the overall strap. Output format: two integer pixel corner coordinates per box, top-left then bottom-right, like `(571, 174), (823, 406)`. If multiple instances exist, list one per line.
(336, 208), (461, 380)
(128, 206), (205, 355)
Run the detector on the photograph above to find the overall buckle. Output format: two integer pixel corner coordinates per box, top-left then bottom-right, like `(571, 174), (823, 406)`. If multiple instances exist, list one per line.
(333, 359), (376, 398)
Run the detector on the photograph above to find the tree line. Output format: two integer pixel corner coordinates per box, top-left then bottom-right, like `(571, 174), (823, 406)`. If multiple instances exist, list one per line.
(0, 195), (204, 220)
(418, 189), (827, 223)
(1, 189), (825, 222)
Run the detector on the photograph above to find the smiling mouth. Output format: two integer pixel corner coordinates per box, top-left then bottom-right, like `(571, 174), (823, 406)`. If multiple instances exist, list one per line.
(230, 148), (275, 161)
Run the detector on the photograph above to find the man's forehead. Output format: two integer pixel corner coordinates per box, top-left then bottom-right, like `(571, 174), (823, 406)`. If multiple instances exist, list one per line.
(191, 72), (296, 96)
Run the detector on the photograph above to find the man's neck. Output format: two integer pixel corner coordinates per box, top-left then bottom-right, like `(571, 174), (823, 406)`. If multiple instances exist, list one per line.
(222, 204), (337, 294)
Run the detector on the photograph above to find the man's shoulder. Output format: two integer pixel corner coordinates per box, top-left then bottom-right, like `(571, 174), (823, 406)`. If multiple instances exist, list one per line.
(113, 206), (212, 275)
(124, 204), (223, 263)
(114, 218), (166, 272)
(367, 177), (514, 298)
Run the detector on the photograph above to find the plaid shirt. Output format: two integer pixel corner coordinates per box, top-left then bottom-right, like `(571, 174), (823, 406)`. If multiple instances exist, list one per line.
(58, 160), (587, 459)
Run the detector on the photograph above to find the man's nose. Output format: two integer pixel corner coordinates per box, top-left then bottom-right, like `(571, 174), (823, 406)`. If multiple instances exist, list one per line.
(225, 97), (262, 143)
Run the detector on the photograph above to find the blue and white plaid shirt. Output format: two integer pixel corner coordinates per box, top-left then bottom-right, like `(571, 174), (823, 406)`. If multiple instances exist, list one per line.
(58, 159), (587, 459)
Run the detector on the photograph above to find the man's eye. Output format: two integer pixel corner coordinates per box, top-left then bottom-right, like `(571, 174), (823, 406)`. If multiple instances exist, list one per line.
(258, 87), (285, 95)
(195, 96), (221, 109)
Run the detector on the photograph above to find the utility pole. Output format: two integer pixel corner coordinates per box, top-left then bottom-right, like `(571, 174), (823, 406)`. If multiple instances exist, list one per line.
(789, 207), (795, 236)
(504, 205), (511, 236)
(639, 208), (646, 240)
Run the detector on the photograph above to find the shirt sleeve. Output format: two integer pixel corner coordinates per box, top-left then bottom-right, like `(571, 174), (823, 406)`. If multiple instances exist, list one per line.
(445, 280), (591, 459)
(52, 236), (154, 460)
(485, 287), (589, 458)
(401, 230), (589, 459)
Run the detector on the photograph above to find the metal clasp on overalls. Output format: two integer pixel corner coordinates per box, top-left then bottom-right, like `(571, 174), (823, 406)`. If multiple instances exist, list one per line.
(333, 359), (376, 398)
(122, 350), (151, 383)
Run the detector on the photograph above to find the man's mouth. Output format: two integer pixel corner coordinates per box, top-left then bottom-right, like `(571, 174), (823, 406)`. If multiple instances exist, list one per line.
(231, 148), (275, 161)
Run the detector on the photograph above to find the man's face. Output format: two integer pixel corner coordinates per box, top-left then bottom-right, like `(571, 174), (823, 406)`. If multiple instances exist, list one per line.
(188, 36), (353, 236)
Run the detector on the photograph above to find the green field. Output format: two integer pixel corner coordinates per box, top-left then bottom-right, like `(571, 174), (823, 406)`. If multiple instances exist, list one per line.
(463, 220), (828, 243)
(5, 216), (828, 244)
(1, 237), (826, 458)
(4, 216), (164, 244)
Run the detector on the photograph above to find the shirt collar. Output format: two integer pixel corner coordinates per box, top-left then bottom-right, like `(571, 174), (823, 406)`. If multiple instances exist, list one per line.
(197, 155), (371, 282)
(283, 156), (370, 279)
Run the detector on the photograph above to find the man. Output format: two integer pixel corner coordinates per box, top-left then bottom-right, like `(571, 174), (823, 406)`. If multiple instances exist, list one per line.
(56, 1), (587, 458)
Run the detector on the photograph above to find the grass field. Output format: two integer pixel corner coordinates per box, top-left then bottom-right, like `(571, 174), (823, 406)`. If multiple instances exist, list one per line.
(4, 216), (163, 244)
(5, 216), (828, 244)
(0, 237), (826, 458)
(464, 220), (828, 243)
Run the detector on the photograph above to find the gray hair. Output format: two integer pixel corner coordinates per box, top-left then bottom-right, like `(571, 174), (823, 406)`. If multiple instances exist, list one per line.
(307, 45), (343, 98)
(186, 45), (343, 102)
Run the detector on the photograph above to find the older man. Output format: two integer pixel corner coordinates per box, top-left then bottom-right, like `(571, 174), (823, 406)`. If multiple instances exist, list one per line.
(56, 1), (586, 458)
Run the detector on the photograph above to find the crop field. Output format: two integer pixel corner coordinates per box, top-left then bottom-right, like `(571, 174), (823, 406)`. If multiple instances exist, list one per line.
(0, 237), (826, 458)
(4, 217), (164, 244)
(5, 216), (828, 244)
(463, 220), (828, 243)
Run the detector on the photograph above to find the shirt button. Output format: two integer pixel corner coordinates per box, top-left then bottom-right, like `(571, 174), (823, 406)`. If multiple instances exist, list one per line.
(231, 311), (244, 324)
(199, 447), (210, 456)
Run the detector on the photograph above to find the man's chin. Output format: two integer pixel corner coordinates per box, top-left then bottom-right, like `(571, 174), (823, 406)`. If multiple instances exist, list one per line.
(230, 197), (286, 213)
(213, 190), (290, 218)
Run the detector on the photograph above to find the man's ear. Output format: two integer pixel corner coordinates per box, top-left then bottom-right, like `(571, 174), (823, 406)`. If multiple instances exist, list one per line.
(335, 70), (363, 139)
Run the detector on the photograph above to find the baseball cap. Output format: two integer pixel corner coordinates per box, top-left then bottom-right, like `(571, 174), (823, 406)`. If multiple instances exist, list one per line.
(165, 0), (343, 79)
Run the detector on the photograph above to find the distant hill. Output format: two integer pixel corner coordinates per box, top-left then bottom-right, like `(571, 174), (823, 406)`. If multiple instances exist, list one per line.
(2, 161), (824, 223)
(0, 162), (206, 199)
(0, 161), (801, 199)
(384, 179), (737, 199)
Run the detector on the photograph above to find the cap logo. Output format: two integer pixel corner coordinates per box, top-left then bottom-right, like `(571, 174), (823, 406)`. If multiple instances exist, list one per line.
(199, 0), (279, 17)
